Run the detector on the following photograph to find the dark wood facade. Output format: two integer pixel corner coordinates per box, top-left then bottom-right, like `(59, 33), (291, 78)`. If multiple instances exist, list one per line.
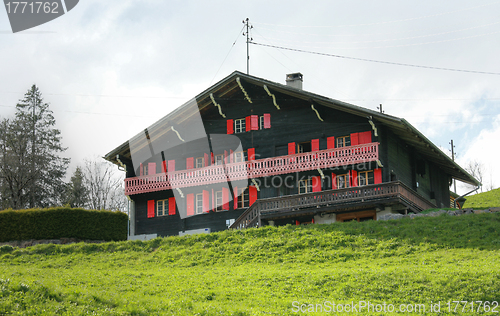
(105, 71), (479, 237)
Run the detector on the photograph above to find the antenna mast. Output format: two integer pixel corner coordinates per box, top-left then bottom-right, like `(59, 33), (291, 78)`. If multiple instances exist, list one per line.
(243, 18), (253, 75)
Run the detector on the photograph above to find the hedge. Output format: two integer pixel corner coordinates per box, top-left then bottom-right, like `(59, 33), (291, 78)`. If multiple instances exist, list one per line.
(0, 207), (128, 242)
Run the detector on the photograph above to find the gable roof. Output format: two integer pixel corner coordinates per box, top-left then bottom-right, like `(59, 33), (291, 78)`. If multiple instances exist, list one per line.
(104, 70), (480, 186)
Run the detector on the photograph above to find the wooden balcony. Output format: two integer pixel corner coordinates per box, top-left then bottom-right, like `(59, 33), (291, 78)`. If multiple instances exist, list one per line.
(230, 181), (436, 229)
(124, 142), (379, 195)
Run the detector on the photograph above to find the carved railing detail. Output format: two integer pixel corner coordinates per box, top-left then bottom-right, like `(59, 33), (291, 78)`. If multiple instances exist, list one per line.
(125, 142), (379, 195)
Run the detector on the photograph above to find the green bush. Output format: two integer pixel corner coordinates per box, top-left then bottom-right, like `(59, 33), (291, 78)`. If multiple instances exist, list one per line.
(0, 207), (128, 242)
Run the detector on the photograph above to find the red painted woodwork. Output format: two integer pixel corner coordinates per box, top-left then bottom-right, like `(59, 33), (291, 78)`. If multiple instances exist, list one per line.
(186, 157), (194, 169)
(203, 190), (209, 213)
(263, 113), (271, 129)
(233, 186), (238, 209)
(148, 162), (156, 175)
(311, 139), (320, 152)
(245, 116), (251, 132)
(251, 115), (259, 131)
(288, 142), (296, 155)
(224, 150), (228, 164)
(230, 149), (234, 163)
(161, 161), (167, 173)
(327, 137), (335, 149)
(140, 163), (143, 176)
(147, 200), (155, 218)
(374, 168), (382, 184)
(223, 187), (229, 210)
(295, 220), (300, 226)
(359, 131), (372, 144)
(249, 185), (257, 206)
(124, 143), (380, 195)
(350, 133), (359, 146)
(331, 173), (337, 190)
(187, 194), (194, 216)
(168, 197), (176, 215)
(211, 153), (214, 165)
(168, 160), (175, 172)
(227, 119), (234, 134)
(212, 189), (214, 210)
(312, 176), (321, 192)
(248, 148), (255, 161)
(350, 170), (358, 187)
(204, 153), (209, 167)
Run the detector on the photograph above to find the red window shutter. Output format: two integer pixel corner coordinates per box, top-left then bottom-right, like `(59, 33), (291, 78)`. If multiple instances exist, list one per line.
(211, 153), (214, 165)
(311, 139), (320, 152)
(251, 115), (259, 131)
(233, 186), (238, 209)
(263, 113), (271, 129)
(249, 185), (257, 206)
(350, 170), (358, 187)
(161, 161), (167, 173)
(374, 168), (382, 184)
(295, 220), (300, 226)
(203, 190), (209, 213)
(167, 160), (175, 172)
(222, 187), (229, 210)
(248, 148), (255, 161)
(224, 150), (228, 164)
(359, 131), (372, 144)
(147, 200), (155, 218)
(327, 137), (335, 149)
(245, 116), (251, 132)
(148, 162), (156, 175)
(350, 133), (359, 146)
(186, 157), (194, 169)
(312, 176), (321, 192)
(288, 142), (296, 155)
(212, 189), (214, 210)
(332, 173), (337, 190)
(227, 119), (234, 134)
(140, 163), (143, 176)
(186, 194), (194, 216)
(230, 149), (234, 163)
(204, 153), (209, 167)
(168, 197), (176, 215)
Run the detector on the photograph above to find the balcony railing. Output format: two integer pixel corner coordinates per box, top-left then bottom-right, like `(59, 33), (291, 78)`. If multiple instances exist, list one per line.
(230, 181), (436, 229)
(125, 142), (379, 195)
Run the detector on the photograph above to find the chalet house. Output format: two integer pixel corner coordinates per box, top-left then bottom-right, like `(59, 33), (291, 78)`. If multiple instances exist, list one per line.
(104, 71), (479, 237)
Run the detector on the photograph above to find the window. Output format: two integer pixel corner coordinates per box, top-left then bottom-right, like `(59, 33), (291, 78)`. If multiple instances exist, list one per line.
(358, 170), (374, 186)
(156, 199), (168, 216)
(234, 151), (244, 163)
(236, 187), (249, 208)
(259, 115), (264, 129)
(298, 178), (313, 194)
(196, 157), (204, 169)
(215, 154), (224, 165)
(337, 136), (351, 148)
(141, 164), (148, 176)
(196, 193), (204, 214)
(215, 190), (223, 211)
(297, 141), (311, 153)
(337, 174), (350, 189)
(235, 118), (246, 133)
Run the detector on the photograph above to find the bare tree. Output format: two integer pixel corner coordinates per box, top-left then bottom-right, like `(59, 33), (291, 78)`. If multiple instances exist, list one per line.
(83, 158), (126, 211)
(465, 160), (484, 192)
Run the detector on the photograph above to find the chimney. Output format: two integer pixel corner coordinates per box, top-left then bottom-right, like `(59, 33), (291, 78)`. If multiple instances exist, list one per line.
(286, 73), (303, 90)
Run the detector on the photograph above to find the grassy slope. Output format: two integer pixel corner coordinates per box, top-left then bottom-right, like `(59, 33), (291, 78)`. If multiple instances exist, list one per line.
(463, 187), (500, 209)
(0, 213), (499, 315)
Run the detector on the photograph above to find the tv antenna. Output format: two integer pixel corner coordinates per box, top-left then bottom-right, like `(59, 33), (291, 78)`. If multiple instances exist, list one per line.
(243, 18), (253, 75)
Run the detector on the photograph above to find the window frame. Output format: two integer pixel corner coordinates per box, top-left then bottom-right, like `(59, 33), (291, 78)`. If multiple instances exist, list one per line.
(259, 115), (264, 130)
(195, 193), (204, 214)
(195, 157), (204, 169)
(236, 187), (249, 209)
(215, 154), (224, 165)
(156, 199), (169, 216)
(215, 190), (223, 212)
(298, 178), (313, 194)
(336, 136), (351, 148)
(297, 141), (311, 153)
(234, 151), (244, 163)
(336, 173), (350, 189)
(234, 118), (246, 133)
(358, 170), (375, 186)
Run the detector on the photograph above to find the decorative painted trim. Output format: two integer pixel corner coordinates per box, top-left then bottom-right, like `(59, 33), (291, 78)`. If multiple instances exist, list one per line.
(377, 160), (383, 167)
(251, 179), (260, 191)
(311, 104), (324, 121)
(317, 168), (325, 179)
(171, 126), (185, 142)
(263, 85), (280, 110)
(236, 77), (252, 103)
(369, 119), (378, 136)
(175, 187), (184, 198)
(210, 93), (226, 118)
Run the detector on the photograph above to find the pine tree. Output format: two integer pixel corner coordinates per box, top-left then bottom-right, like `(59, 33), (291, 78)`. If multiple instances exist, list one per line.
(0, 85), (69, 209)
(64, 166), (88, 208)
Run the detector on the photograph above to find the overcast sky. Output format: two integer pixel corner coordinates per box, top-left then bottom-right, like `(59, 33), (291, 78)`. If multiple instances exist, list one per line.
(1, 0), (499, 194)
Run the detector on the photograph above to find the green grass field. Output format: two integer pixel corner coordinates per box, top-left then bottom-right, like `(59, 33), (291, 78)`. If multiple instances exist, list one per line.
(463, 187), (500, 209)
(1, 213), (500, 315)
